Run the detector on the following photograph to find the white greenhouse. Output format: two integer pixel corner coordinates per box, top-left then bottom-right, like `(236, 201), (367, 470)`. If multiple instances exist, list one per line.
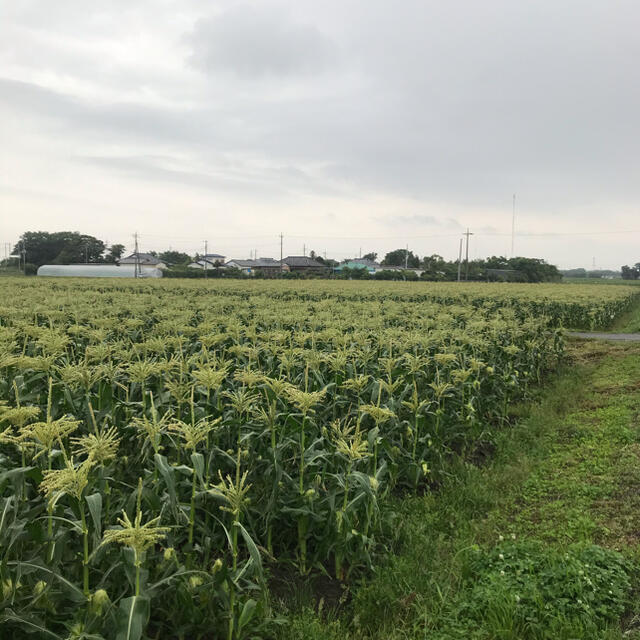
(37, 265), (163, 278)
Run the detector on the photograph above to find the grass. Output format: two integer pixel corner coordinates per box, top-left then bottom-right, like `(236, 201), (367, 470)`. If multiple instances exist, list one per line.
(277, 336), (640, 639)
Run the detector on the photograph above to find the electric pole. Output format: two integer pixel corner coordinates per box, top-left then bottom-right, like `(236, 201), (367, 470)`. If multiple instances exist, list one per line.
(303, 244), (306, 257)
(464, 228), (473, 281)
(457, 238), (463, 282)
(204, 240), (208, 279)
(279, 233), (284, 275)
(404, 244), (409, 270)
(133, 232), (140, 278)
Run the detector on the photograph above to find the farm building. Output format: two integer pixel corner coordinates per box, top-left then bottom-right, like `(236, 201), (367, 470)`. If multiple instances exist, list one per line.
(226, 258), (286, 276)
(335, 258), (382, 274)
(37, 265), (163, 278)
(281, 256), (326, 273)
(119, 252), (166, 269)
(188, 253), (226, 269)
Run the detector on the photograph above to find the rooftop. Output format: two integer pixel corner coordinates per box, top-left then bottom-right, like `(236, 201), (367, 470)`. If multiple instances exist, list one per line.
(282, 256), (325, 268)
(119, 252), (162, 265)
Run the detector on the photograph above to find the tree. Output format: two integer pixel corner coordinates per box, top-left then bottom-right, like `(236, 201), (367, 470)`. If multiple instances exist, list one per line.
(104, 244), (125, 264)
(621, 265), (640, 280)
(506, 257), (560, 283)
(420, 254), (457, 281)
(362, 252), (377, 262)
(381, 248), (420, 268)
(13, 232), (106, 267)
(159, 251), (192, 266)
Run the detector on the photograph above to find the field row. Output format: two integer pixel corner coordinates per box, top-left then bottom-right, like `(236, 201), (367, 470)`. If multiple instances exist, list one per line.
(0, 279), (637, 639)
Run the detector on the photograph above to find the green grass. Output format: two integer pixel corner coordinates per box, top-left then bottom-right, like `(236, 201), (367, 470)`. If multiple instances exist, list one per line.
(562, 277), (638, 285)
(0, 268), (25, 277)
(277, 340), (640, 639)
(611, 301), (640, 332)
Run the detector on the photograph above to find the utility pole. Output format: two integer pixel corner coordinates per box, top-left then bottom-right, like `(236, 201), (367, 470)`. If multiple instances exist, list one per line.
(133, 232), (140, 278)
(279, 233), (284, 275)
(303, 244), (306, 257)
(85, 242), (89, 264)
(204, 240), (208, 279)
(404, 244), (409, 270)
(511, 193), (516, 258)
(464, 228), (473, 281)
(457, 238), (463, 282)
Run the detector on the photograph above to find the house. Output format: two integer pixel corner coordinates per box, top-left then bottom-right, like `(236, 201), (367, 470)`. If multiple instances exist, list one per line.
(376, 265), (424, 277)
(119, 252), (167, 269)
(336, 258), (382, 274)
(281, 256), (326, 273)
(188, 253), (226, 269)
(226, 258), (286, 277)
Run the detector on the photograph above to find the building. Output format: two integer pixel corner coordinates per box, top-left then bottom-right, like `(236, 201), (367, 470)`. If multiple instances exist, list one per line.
(376, 264), (424, 277)
(226, 258), (286, 276)
(188, 253), (226, 269)
(119, 252), (166, 269)
(336, 258), (382, 274)
(281, 256), (326, 273)
(37, 264), (163, 278)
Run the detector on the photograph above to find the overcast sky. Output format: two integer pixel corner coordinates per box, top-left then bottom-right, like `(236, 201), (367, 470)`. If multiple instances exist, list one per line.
(1, 1), (639, 269)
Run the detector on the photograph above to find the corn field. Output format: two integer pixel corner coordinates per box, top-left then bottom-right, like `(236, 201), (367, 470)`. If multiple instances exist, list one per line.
(0, 279), (637, 639)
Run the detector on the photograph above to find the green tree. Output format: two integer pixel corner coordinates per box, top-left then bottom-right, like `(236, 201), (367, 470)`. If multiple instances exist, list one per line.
(159, 251), (192, 266)
(13, 232), (106, 267)
(104, 244), (125, 264)
(382, 248), (420, 268)
(362, 252), (378, 262)
(621, 265), (640, 280)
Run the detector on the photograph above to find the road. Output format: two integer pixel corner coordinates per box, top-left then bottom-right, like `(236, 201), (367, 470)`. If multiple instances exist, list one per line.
(568, 332), (640, 341)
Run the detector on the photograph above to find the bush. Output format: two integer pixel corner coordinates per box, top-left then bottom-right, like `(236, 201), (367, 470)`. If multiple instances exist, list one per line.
(458, 540), (631, 638)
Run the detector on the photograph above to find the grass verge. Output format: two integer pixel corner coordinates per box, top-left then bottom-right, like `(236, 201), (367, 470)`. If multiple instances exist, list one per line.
(277, 339), (640, 639)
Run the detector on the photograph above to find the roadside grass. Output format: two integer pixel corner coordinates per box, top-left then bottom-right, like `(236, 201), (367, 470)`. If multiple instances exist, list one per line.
(277, 340), (640, 639)
(609, 294), (640, 332)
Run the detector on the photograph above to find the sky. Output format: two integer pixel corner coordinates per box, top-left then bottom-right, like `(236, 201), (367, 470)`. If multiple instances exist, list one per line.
(1, 0), (639, 269)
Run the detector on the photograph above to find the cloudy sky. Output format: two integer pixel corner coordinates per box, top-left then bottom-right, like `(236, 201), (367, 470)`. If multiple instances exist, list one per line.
(1, 1), (639, 268)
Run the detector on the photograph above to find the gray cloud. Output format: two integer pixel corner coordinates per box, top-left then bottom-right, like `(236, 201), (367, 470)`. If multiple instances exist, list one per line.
(189, 5), (335, 77)
(2, 1), (640, 268)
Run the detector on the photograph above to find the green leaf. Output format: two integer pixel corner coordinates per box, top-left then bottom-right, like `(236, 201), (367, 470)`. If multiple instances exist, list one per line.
(7, 560), (86, 602)
(115, 595), (150, 640)
(236, 521), (263, 583)
(190, 452), (205, 485)
(237, 598), (257, 632)
(154, 453), (177, 512)
(85, 492), (103, 538)
(0, 610), (64, 639)
(0, 496), (14, 536)
(0, 466), (33, 486)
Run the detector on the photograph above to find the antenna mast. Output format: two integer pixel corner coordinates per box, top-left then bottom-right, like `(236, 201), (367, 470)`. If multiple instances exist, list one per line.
(511, 193), (516, 258)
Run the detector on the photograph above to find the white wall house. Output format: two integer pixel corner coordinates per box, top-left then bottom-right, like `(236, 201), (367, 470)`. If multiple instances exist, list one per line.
(188, 253), (226, 269)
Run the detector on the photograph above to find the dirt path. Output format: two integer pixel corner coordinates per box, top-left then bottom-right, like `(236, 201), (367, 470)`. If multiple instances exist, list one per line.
(568, 332), (640, 341)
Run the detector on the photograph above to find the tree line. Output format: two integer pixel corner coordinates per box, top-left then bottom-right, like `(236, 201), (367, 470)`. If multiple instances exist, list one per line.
(335, 251), (560, 283)
(4, 231), (560, 282)
(3, 232), (194, 274)
(621, 264), (640, 280)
